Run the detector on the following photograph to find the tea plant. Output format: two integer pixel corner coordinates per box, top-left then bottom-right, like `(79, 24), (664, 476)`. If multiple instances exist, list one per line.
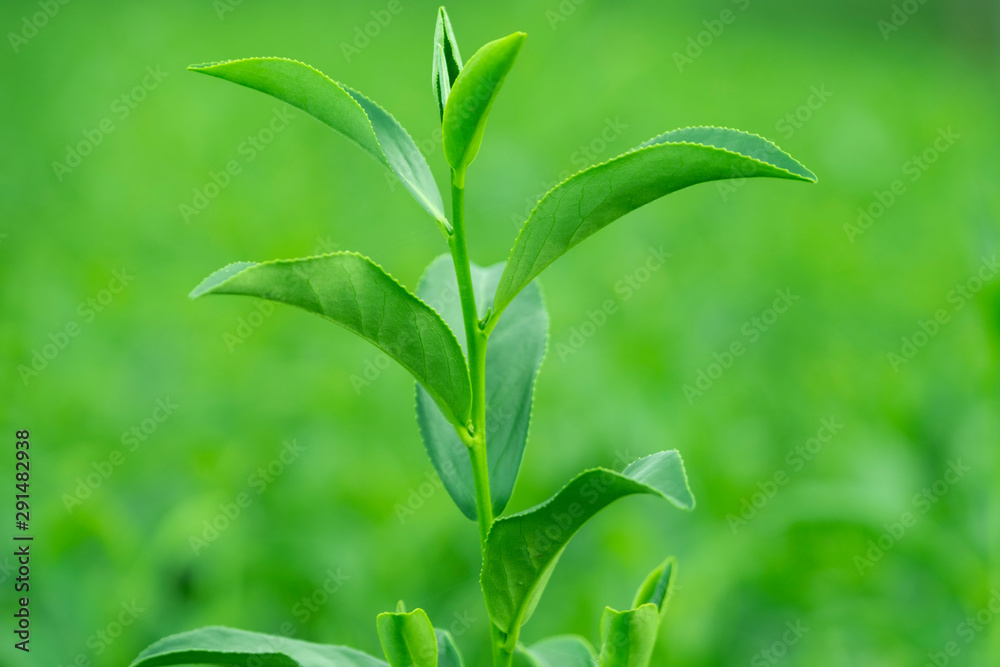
(131, 8), (814, 667)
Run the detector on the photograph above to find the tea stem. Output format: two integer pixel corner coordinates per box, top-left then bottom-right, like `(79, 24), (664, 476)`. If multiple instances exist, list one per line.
(449, 171), (507, 665)
(448, 175), (492, 545)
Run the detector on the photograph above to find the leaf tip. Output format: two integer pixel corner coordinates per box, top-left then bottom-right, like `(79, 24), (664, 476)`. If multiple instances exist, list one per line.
(189, 261), (256, 299)
(507, 31), (528, 51)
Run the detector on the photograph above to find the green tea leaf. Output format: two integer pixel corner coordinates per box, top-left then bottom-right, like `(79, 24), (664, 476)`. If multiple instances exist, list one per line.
(597, 605), (659, 667)
(189, 57), (445, 223)
(129, 626), (387, 667)
(377, 608), (437, 667)
(191, 253), (471, 429)
(514, 636), (598, 667)
(432, 44), (452, 120)
(436, 629), (465, 667)
(482, 451), (694, 637)
(442, 32), (526, 179)
(594, 559), (676, 667)
(432, 6), (463, 119)
(492, 127), (816, 319)
(415, 255), (547, 520)
(632, 558), (675, 616)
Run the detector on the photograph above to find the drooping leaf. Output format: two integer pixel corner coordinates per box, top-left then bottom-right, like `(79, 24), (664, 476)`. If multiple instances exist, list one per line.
(514, 636), (598, 667)
(632, 558), (675, 616)
(432, 6), (463, 119)
(191, 253), (471, 428)
(129, 626), (387, 667)
(597, 605), (659, 667)
(482, 451), (694, 638)
(492, 127), (817, 319)
(436, 629), (465, 667)
(442, 32), (526, 178)
(189, 58), (445, 222)
(376, 608), (437, 667)
(415, 255), (547, 520)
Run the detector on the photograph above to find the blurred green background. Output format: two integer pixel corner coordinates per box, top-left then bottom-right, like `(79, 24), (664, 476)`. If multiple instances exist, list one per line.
(2, 0), (998, 664)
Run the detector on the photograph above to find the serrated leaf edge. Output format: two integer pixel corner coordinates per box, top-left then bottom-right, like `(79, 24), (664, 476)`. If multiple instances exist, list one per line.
(481, 451), (694, 634)
(189, 57), (446, 222)
(129, 626), (289, 666)
(190, 251), (471, 426)
(493, 125), (816, 315)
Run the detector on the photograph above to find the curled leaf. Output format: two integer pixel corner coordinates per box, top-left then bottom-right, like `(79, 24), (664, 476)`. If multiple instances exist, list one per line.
(492, 127), (816, 320)
(481, 451), (694, 638)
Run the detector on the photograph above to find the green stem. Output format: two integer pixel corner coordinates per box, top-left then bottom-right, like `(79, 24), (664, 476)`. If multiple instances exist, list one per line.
(492, 625), (514, 667)
(448, 176), (492, 545)
(447, 172), (510, 666)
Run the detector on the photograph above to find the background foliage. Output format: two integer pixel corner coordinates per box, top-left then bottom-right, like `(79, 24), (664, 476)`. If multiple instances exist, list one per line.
(1, 0), (998, 664)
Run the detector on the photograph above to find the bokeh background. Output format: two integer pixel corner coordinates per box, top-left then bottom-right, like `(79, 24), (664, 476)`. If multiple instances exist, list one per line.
(2, 0), (998, 664)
